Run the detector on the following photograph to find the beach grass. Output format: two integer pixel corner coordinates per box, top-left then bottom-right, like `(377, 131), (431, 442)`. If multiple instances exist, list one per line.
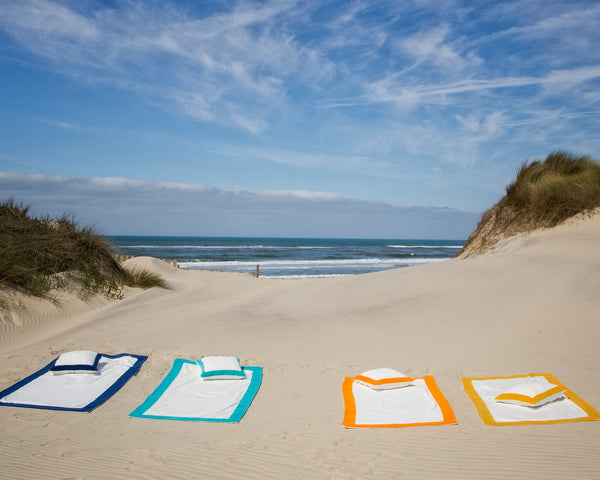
(504, 151), (600, 226)
(0, 199), (166, 299)
(458, 151), (600, 257)
(124, 268), (167, 289)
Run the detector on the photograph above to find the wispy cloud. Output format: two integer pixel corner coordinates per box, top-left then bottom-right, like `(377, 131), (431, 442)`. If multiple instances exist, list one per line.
(396, 24), (481, 71)
(1, 2), (598, 126)
(0, 0), (599, 212)
(363, 65), (600, 108)
(481, 3), (600, 46)
(0, 0), (321, 133)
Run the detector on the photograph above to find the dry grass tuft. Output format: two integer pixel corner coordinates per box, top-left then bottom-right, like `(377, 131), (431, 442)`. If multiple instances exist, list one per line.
(0, 199), (166, 300)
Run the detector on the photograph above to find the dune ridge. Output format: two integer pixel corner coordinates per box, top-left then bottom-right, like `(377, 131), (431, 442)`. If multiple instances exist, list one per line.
(0, 212), (599, 478)
(457, 152), (600, 258)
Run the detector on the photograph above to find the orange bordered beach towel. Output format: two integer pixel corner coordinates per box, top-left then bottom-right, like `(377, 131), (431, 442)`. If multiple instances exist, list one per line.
(342, 374), (456, 428)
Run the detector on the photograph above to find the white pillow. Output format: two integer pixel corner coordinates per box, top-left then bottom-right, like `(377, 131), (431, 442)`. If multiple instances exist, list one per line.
(354, 368), (413, 390)
(495, 381), (566, 407)
(197, 356), (246, 380)
(50, 350), (101, 375)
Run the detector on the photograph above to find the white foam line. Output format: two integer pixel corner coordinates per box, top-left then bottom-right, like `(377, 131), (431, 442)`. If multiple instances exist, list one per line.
(265, 274), (351, 279)
(120, 245), (332, 250)
(179, 258), (447, 269)
(388, 245), (463, 249)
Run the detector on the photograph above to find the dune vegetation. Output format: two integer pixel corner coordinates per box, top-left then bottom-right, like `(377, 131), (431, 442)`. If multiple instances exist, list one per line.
(457, 151), (600, 258)
(0, 199), (166, 300)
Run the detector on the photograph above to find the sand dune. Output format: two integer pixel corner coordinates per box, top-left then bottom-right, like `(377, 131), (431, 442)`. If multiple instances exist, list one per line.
(0, 213), (599, 479)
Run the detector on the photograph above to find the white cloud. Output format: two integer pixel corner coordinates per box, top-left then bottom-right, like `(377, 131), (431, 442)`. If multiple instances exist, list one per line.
(258, 189), (341, 201)
(397, 25), (480, 71)
(0, 0), (99, 42)
(484, 4), (600, 44)
(542, 66), (600, 94)
(364, 67), (600, 107)
(0, 171), (70, 183)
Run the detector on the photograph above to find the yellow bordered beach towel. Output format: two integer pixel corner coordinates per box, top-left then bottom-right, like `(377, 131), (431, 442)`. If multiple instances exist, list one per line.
(342, 374), (456, 428)
(462, 373), (600, 426)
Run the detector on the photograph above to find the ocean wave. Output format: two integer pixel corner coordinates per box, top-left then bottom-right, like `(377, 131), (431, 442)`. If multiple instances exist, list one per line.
(265, 274), (351, 279)
(179, 257), (447, 270)
(387, 244), (463, 249)
(121, 245), (332, 250)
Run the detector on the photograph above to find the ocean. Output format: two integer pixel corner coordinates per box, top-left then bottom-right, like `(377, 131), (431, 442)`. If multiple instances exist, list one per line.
(108, 236), (464, 279)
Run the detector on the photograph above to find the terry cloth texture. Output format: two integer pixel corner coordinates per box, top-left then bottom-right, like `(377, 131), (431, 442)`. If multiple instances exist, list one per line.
(0, 354), (147, 412)
(129, 359), (262, 422)
(462, 373), (600, 426)
(342, 375), (456, 428)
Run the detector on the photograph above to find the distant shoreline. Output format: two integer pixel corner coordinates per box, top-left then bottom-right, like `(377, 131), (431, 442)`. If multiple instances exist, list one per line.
(108, 236), (465, 279)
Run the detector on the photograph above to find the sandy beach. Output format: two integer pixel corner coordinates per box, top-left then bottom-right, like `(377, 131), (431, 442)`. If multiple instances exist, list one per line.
(1, 212), (599, 479)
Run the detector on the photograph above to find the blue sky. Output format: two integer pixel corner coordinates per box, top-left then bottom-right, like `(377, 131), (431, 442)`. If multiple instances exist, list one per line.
(0, 1), (599, 238)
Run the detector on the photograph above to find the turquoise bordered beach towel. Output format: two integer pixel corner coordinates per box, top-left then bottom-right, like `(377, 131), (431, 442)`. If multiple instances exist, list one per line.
(130, 359), (262, 422)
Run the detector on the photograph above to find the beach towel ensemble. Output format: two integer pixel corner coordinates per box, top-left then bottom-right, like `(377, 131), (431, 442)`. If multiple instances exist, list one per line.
(342, 368), (456, 428)
(130, 356), (262, 422)
(462, 373), (600, 426)
(0, 351), (147, 412)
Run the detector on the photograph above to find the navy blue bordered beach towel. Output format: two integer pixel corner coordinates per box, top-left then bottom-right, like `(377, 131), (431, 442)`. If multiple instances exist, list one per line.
(0, 353), (147, 412)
